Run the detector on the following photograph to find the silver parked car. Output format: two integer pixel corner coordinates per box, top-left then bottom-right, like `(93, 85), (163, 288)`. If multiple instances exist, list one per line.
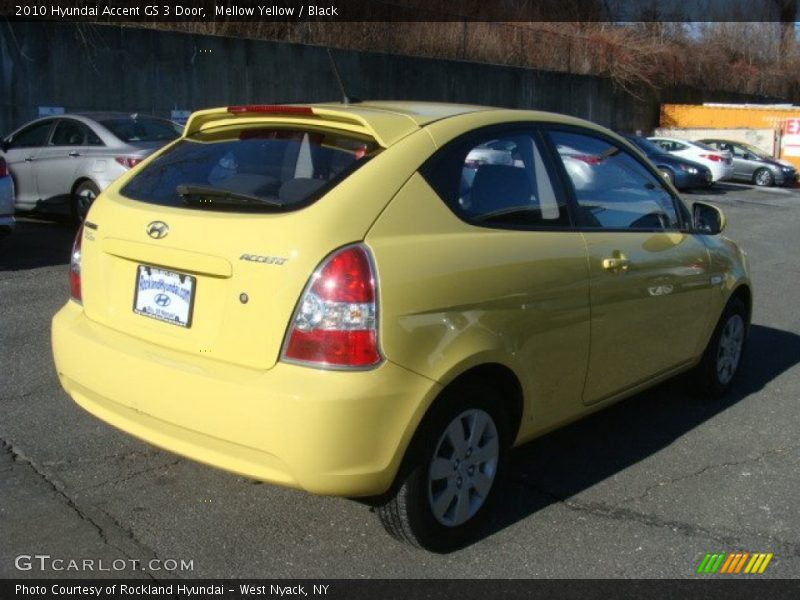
(699, 139), (797, 187)
(0, 156), (15, 239)
(2, 113), (182, 220)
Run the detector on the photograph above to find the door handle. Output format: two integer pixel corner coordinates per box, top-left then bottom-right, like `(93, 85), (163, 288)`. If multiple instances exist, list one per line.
(602, 254), (630, 272)
(24, 156), (33, 162)
(68, 151), (81, 157)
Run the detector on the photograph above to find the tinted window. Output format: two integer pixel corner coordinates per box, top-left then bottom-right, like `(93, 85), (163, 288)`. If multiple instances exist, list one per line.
(549, 130), (681, 231)
(741, 143), (770, 159)
(626, 136), (664, 155)
(121, 126), (380, 211)
(101, 117), (182, 143)
(652, 139), (687, 152)
(422, 130), (569, 229)
(10, 120), (53, 148)
(693, 141), (716, 151)
(50, 120), (102, 146)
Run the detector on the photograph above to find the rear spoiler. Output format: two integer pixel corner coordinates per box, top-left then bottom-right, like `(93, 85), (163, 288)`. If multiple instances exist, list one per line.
(183, 104), (420, 148)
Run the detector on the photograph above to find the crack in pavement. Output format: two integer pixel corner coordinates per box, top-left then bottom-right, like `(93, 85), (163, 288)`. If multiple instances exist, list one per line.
(615, 444), (800, 506)
(507, 476), (800, 559)
(41, 449), (164, 468)
(0, 384), (60, 403)
(1, 436), (165, 580)
(81, 458), (183, 492)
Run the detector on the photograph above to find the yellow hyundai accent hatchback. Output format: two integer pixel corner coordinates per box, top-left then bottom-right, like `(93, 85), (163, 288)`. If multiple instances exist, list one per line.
(52, 102), (751, 551)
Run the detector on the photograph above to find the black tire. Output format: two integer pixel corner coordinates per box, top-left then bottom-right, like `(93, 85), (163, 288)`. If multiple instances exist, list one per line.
(691, 296), (748, 398)
(71, 180), (100, 223)
(376, 379), (510, 552)
(658, 168), (674, 186)
(753, 168), (775, 187)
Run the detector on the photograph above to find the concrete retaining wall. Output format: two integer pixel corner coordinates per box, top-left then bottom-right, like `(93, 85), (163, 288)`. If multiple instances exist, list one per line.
(0, 22), (781, 137)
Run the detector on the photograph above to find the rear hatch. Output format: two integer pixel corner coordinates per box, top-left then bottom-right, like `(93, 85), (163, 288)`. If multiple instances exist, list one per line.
(79, 106), (415, 370)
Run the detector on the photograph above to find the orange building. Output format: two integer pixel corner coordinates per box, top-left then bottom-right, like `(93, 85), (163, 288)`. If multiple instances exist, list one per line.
(660, 104), (800, 171)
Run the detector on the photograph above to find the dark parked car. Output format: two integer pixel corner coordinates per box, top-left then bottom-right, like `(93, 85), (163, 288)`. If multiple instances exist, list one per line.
(699, 139), (797, 187)
(624, 135), (713, 190)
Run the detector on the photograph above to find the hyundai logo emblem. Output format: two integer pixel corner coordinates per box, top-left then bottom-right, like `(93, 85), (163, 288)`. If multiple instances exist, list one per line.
(146, 221), (169, 239)
(154, 293), (171, 307)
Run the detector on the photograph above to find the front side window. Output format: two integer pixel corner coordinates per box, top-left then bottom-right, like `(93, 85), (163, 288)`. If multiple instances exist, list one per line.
(9, 120), (53, 148)
(549, 130), (682, 231)
(422, 129), (569, 229)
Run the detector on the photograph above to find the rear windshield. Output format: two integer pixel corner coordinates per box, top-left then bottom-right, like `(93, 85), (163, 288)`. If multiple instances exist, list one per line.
(626, 136), (664, 155)
(101, 117), (182, 143)
(692, 141), (715, 151)
(120, 126), (380, 211)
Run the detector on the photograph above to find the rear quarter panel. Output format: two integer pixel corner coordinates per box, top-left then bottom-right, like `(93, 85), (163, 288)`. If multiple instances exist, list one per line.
(366, 110), (600, 443)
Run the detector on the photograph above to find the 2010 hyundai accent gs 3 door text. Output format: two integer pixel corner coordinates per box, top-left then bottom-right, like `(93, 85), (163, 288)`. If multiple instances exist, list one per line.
(52, 102), (751, 552)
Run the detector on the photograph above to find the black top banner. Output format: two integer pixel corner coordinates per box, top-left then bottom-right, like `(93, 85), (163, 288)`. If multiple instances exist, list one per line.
(1, 0), (798, 22)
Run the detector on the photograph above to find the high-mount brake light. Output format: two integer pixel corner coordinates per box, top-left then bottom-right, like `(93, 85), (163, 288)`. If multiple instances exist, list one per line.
(282, 244), (381, 368)
(227, 105), (315, 115)
(69, 225), (84, 303)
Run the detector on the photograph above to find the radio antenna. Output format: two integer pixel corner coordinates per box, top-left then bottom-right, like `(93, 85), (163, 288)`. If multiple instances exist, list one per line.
(326, 48), (359, 105)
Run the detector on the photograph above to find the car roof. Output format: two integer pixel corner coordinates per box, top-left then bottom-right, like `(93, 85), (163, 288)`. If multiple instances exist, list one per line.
(72, 112), (170, 121)
(700, 139), (741, 144)
(185, 101), (621, 148)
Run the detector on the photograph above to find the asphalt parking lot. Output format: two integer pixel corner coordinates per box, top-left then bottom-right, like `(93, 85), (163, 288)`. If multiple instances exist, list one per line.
(1, 182), (799, 579)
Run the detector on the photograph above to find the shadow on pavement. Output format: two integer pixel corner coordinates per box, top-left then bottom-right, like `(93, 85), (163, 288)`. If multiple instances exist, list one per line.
(0, 217), (78, 271)
(684, 182), (745, 196)
(475, 323), (800, 547)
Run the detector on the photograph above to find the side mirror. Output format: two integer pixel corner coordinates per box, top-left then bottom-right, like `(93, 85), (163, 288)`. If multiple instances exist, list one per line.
(693, 202), (726, 235)
(1, 139), (9, 153)
(743, 152), (754, 160)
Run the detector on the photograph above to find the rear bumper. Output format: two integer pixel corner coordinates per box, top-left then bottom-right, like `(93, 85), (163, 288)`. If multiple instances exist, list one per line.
(713, 163), (735, 182)
(52, 302), (440, 496)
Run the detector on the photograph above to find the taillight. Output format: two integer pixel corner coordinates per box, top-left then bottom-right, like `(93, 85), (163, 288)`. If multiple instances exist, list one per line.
(282, 244), (381, 368)
(701, 154), (723, 162)
(0, 157), (7, 178)
(69, 226), (83, 303)
(114, 156), (143, 169)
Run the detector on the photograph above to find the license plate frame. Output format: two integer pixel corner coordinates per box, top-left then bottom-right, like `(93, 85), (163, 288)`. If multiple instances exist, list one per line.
(133, 265), (196, 328)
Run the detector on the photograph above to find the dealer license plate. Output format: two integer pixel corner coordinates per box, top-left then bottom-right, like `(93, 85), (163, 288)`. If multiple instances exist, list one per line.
(133, 265), (195, 328)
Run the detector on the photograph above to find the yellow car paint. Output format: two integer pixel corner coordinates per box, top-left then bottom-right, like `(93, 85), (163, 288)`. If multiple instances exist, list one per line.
(52, 101), (751, 497)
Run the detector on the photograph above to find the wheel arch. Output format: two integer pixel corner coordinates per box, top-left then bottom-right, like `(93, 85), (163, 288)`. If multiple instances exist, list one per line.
(374, 360), (524, 505)
(70, 176), (98, 196)
(423, 362), (525, 447)
(730, 283), (753, 326)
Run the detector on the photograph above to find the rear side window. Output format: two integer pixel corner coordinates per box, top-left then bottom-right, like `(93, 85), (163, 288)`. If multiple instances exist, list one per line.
(120, 126), (380, 211)
(101, 117), (182, 143)
(421, 128), (569, 229)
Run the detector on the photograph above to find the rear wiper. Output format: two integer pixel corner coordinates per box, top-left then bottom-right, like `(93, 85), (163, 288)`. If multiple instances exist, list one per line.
(176, 185), (281, 208)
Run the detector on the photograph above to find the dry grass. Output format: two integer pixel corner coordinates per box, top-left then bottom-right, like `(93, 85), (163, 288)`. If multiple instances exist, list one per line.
(78, 19), (800, 101)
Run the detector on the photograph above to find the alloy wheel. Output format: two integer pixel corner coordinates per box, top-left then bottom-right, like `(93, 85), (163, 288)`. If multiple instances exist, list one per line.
(716, 313), (745, 385)
(427, 408), (499, 527)
(754, 169), (773, 187)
